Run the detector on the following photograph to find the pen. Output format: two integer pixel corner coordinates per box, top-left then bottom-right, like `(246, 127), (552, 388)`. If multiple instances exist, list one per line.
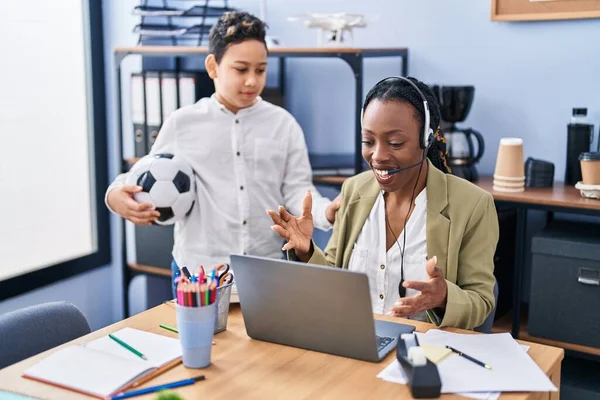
(109, 334), (147, 360)
(111, 375), (205, 400)
(159, 323), (179, 333)
(446, 345), (491, 370)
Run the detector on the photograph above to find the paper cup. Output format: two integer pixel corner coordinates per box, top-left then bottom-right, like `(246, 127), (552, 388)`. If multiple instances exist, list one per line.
(493, 184), (525, 193)
(579, 152), (600, 185)
(494, 138), (525, 179)
(493, 180), (525, 188)
(176, 303), (216, 368)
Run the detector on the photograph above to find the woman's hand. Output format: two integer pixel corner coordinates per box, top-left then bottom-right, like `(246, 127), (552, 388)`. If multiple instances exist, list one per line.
(267, 190), (314, 261)
(388, 256), (447, 318)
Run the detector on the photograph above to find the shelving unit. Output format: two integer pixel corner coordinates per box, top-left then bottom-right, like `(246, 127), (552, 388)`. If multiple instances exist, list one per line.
(133, 0), (236, 45)
(114, 45), (409, 316)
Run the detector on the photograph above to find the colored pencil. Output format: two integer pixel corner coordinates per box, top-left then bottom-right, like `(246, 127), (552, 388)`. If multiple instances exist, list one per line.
(159, 323), (179, 333)
(109, 334), (147, 360)
(112, 375), (205, 400)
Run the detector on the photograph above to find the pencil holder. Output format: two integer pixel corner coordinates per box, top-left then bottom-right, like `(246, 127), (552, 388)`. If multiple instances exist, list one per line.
(176, 303), (216, 368)
(215, 282), (233, 334)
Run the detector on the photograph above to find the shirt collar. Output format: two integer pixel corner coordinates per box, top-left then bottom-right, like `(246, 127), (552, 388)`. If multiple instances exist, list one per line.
(210, 93), (263, 116)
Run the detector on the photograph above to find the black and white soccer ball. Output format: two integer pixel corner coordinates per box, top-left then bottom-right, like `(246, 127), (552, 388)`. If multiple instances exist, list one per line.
(126, 153), (196, 226)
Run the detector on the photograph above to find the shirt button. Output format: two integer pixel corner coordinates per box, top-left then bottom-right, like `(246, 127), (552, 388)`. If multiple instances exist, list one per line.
(236, 151), (241, 156)
(380, 264), (385, 270)
(235, 119), (239, 124)
(379, 294), (384, 300)
(243, 220), (247, 225)
(243, 252), (247, 255)
(240, 186), (244, 190)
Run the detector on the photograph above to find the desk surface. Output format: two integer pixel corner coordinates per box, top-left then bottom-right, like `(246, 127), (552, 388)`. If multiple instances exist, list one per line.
(0, 303), (563, 400)
(476, 176), (600, 211)
(314, 174), (600, 211)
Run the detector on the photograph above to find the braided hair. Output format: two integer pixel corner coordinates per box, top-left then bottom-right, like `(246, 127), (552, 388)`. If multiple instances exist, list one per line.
(363, 77), (451, 173)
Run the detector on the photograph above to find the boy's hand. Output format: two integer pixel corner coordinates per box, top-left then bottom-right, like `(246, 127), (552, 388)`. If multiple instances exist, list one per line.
(107, 185), (160, 225)
(325, 194), (341, 224)
(267, 190), (314, 262)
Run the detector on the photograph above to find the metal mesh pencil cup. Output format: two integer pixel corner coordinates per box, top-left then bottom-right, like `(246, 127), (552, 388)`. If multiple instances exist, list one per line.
(214, 281), (233, 333)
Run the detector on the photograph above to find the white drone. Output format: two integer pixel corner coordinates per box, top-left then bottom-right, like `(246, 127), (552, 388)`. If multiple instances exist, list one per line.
(287, 13), (376, 46)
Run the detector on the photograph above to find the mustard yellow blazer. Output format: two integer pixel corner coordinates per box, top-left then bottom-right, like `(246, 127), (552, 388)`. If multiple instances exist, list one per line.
(301, 160), (499, 330)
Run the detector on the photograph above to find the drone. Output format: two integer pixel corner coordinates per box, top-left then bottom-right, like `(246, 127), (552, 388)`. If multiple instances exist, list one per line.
(287, 13), (376, 46)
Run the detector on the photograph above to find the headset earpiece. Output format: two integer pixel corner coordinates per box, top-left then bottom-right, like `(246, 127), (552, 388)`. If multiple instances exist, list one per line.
(423, 128), (434, 150)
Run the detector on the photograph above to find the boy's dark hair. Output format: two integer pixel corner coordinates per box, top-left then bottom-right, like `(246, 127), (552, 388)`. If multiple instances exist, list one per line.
(363, 77), (451, 173)
(208, 11), (268, 63)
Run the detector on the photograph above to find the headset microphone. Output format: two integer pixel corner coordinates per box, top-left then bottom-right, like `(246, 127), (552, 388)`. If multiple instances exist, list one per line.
(386, 157), (426, 175)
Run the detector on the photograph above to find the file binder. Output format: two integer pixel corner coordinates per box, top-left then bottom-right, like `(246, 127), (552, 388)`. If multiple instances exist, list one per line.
(130, 70), (215, 157)
(131, 74), (147, 157)
(144, 72), (162, 152)
(161, 72), (178, 121)
(177, 72), (197, 107)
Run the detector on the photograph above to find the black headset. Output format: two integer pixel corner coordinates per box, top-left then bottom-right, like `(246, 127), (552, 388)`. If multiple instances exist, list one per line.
(364, 76), (434, 150)
(363, 76), (435, 175)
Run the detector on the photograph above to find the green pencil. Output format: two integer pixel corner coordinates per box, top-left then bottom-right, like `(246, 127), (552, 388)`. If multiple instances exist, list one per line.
(159, 323), (179, 333)
(109, 333), (147, 360)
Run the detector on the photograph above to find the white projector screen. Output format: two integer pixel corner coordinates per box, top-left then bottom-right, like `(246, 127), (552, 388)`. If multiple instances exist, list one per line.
(0, 0), (97, 282)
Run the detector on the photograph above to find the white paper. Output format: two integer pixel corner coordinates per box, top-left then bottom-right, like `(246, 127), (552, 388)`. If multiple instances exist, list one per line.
(416, 331), (556, 393)
(459, 392), (501, 400)
(85, 327), (181, 368)
(377, 329), (549, 398)
(377, 360), (500, 400)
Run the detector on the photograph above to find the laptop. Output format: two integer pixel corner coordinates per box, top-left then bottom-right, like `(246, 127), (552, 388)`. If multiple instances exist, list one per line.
(229, 254), (416, 362)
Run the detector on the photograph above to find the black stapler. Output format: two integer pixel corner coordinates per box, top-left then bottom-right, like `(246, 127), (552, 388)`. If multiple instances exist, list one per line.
(396, 333), (442, 398)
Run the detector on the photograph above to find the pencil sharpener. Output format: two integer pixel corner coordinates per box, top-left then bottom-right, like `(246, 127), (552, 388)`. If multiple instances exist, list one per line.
(396, 333), (441, 399)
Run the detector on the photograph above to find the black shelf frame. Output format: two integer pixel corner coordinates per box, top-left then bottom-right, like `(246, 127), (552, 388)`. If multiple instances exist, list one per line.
(114, 46), (409, 316)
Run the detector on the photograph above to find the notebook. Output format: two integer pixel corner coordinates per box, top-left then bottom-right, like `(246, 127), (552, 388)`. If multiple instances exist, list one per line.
(22, 328), (182, 399)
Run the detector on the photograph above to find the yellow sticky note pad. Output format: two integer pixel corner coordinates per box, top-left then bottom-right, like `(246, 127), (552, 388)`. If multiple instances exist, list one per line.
(420, 343), (452, 364)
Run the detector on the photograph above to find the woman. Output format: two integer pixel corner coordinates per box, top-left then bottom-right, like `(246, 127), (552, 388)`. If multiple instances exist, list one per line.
(267, 77), (498, 330)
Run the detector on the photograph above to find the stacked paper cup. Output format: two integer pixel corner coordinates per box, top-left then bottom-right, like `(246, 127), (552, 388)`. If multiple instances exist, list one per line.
(494, 138), (525, 192)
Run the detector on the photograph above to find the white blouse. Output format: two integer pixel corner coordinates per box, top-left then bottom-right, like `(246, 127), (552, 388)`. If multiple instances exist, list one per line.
(348, 190), (428, 320)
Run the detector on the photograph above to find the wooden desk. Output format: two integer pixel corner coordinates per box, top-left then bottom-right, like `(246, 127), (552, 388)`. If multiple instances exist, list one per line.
(0, 303), (563, 400)
(314, 175), (600, 212)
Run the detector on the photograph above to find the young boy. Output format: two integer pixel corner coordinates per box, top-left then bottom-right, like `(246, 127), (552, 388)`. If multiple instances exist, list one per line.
(106, 11), (340, 281)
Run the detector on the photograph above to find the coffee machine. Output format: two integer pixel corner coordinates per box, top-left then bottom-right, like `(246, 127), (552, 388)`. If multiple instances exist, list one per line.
(431, 86), (485, 182)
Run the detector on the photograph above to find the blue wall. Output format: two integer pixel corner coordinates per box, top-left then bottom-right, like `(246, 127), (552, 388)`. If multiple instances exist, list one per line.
(262, 0), (600, 179)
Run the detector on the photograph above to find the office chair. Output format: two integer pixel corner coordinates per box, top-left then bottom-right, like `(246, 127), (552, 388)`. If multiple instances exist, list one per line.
(0, 301), (91, 369)
(474, 281), (499, 334)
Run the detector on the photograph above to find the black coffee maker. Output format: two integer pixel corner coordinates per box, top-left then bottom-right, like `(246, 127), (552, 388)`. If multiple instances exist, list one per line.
(431, 85), (485, 182)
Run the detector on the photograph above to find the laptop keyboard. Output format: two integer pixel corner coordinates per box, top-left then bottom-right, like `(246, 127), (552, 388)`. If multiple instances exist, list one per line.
(376, 335), (394, 351)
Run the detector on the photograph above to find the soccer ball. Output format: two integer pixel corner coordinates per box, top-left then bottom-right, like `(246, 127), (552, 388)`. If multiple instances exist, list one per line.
(126, 153), (196, 226)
